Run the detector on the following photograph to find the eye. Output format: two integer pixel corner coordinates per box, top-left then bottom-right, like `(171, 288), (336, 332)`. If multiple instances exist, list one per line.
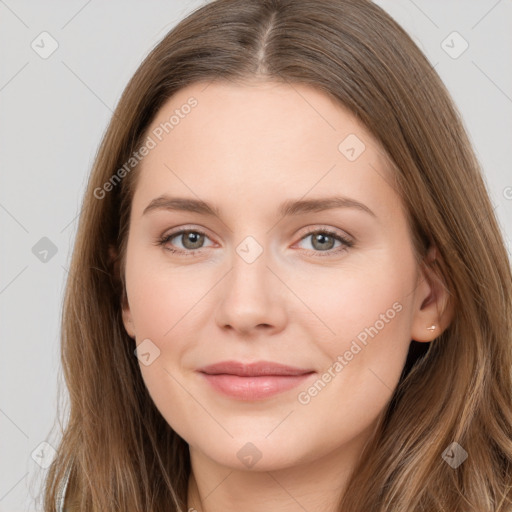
(155, 226), (354, 258)
(295, 228), (353, 257)
(155, 228), (214, 256)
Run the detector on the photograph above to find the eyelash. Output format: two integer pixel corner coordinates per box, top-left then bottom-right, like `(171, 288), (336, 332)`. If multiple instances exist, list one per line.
(155, 226), (354, 258)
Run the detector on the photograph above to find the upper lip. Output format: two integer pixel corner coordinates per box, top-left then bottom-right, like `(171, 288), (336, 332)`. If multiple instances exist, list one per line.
(198, 360), (314, 377)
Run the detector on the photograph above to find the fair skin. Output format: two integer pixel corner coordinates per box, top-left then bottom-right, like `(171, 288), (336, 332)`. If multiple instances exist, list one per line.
(120, 80), (451, 512)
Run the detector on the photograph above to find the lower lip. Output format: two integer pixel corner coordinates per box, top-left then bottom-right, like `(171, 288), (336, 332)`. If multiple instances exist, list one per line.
(199, 372), (315, 400)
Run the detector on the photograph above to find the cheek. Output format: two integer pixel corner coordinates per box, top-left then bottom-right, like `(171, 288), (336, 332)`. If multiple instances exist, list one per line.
(287, 249), (415, 348)
(125, 245), (212, 340)
(289, 251), (415, 405)
(291, 282), (412, 457)
(125, 258), (209, 435)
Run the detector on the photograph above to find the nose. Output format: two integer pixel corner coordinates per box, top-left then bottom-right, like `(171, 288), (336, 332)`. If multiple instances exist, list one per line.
(214, 241), (288, 337)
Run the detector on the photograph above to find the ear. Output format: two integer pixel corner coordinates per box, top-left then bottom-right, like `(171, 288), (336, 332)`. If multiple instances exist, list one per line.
(121, 296), (136, 340)
(108, 244), (136, 339)
(410, 245), (454, 342)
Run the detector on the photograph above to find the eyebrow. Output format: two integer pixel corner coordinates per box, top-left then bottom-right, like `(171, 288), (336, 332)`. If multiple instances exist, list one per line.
(142, 195), (376, 218)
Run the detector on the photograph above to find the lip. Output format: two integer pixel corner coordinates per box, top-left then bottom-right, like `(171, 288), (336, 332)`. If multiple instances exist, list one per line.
(199, 360), (313, 377)
(197, 360), (315, 401)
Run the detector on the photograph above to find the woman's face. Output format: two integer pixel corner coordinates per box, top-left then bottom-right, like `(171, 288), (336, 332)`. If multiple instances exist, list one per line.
(121, 80), (436, 472)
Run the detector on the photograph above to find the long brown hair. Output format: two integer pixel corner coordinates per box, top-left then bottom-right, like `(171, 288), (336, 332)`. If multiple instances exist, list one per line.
(42, 0), (512, 510)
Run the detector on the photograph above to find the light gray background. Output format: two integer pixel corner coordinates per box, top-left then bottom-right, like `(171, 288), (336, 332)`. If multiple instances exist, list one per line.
(1, 1), (511, 510)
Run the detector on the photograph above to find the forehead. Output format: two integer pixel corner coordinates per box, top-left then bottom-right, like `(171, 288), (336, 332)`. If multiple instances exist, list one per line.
(132, 80), (398, 219)
(145, 79), (381, 154)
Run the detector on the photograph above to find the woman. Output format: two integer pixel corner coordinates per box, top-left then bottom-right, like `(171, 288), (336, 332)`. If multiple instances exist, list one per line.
(44, 0), (512, 510)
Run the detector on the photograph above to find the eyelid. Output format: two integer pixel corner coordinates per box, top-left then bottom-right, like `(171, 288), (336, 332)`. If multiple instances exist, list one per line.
(294, 224), (353, 243)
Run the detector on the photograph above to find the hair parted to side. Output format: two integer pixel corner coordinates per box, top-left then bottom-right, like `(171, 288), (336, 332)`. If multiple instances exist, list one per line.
(42, 0), (512, 510)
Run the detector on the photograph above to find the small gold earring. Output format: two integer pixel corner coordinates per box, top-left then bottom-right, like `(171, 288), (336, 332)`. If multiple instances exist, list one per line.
(426, 325), (436, 331)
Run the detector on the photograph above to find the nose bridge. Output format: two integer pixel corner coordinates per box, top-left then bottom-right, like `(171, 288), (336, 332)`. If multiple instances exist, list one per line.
(229, 233), (272, 302)
(235, 234), (266, 267)
(214, 232), (287, 333)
